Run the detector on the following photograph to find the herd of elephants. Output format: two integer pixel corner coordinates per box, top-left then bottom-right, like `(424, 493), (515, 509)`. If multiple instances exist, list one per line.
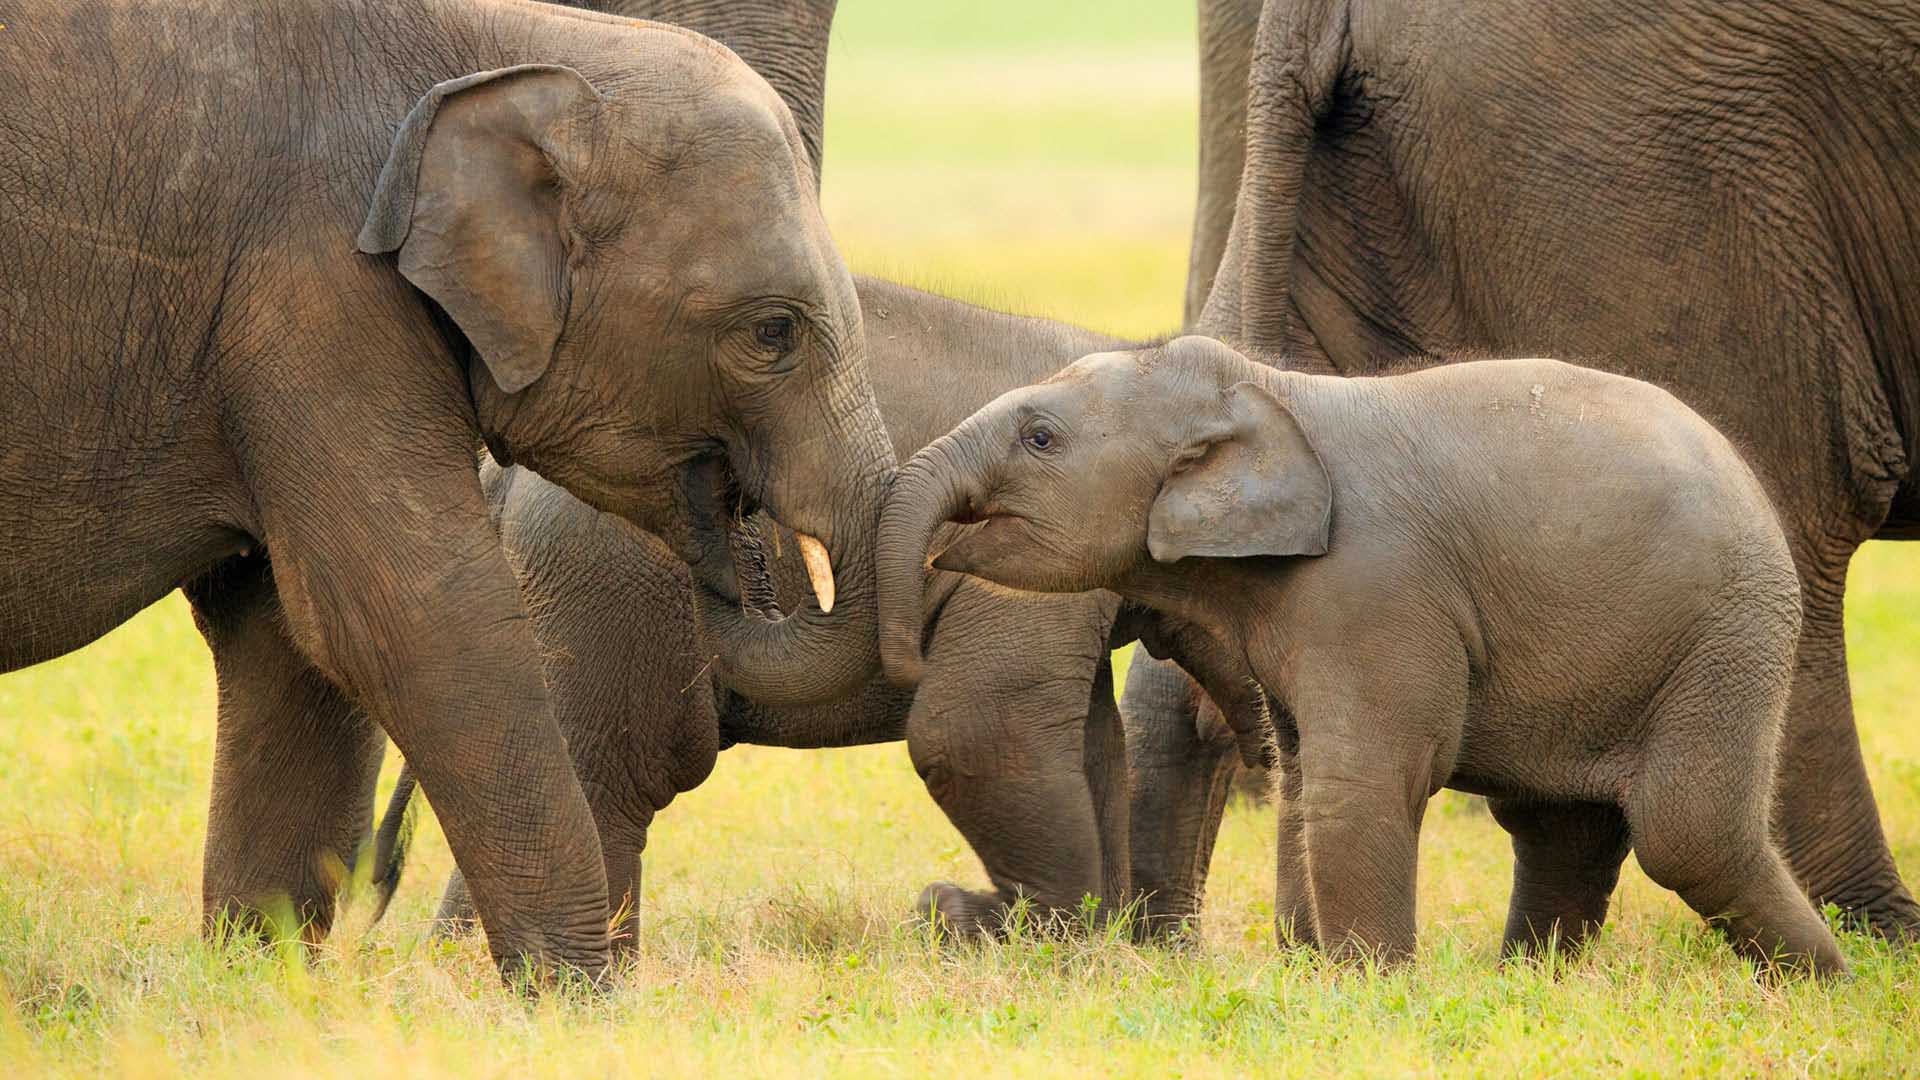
(4, 0), (1918, 985)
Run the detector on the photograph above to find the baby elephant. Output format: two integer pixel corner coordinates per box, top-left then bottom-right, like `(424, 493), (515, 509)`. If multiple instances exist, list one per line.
(877, 335), (1844, 976)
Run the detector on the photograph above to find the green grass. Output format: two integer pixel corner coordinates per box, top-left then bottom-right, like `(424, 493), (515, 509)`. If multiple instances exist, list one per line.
(4, 0), (1919, 1074)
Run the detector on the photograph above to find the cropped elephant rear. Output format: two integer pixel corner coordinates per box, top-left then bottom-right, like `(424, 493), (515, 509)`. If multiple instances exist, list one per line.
(1154, 0), (1920, 942)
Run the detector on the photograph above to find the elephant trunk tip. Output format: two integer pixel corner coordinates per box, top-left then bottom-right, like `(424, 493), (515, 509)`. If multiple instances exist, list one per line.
(880, 624), (927, 689)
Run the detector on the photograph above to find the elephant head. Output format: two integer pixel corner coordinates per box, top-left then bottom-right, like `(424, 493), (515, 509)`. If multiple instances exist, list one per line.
(357, 37), (893, 705)
(877, 336), (1330, 686)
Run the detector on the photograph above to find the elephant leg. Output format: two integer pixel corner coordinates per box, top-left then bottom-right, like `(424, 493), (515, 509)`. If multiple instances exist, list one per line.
(434, 868), (478, 937)
(1772, 548), (1920, 941)
(1085, 655), (1134, 924)
(1120, 651), (1241, 939)
(1289, 659), (1459, 966)
(908, 588), (1118, 936)
(1488, 799), (1630, 960)
(1634, 785), (1847, 977)
(434, 812), (647, 955)
(188, 554), (386, 945)
(1628, 632), (1847, 976)
(1271, 745), (1314, 947)
(472, 466), (720, 957)
(1298, 763), (1426, 965)
(241, 419), (611, 980)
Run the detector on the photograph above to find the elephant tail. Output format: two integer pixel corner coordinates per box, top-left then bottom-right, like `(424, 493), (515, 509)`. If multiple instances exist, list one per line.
(367, 765), (420, 924)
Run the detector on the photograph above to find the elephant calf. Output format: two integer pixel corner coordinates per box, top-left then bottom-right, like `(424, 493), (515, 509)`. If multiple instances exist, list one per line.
(880, 335), (1844, 977)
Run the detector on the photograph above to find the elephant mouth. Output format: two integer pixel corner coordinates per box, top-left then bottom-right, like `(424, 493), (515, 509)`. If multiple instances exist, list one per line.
(684, 453), (789, 619)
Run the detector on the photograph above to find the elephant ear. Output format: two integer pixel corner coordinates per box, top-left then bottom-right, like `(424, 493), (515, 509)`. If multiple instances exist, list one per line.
(1147, 381), (1332, 562)
(358, 65), (605, 394)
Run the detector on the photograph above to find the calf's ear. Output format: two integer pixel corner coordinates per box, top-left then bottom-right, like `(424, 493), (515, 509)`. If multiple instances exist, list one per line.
(358, 65), (605, 394)
(1147, 381), (1332, 562)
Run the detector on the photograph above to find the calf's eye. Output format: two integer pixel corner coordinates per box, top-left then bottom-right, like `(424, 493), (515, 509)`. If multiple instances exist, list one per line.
(1025, 428), (1053, 451)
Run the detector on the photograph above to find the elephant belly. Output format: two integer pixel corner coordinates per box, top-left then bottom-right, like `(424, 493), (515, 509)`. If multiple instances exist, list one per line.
(1447, 687), (1657, 808)
(0, 474), (251, 672)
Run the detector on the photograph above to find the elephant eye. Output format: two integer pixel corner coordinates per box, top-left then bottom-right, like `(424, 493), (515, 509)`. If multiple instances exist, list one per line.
(754, 316), (797, 353)
(1023, 427), (1055, 453)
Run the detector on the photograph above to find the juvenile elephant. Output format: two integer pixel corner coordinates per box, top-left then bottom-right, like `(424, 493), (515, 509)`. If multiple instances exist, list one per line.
(380, 281), (1144, 945)
(879, 336), (1845, 976)
(0, 0), (893, 980)
(1126, 0), (1920, 942)
(363, 0), (1154, 944)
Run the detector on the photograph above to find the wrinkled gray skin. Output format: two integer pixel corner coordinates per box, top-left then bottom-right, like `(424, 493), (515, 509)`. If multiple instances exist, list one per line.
(0, 0), (893, 981)
(881, 336), (1845, 976)
(1124, 0), (1920, 943)
(426, 290), (1140, 945)
(374, 0), (1160, 946)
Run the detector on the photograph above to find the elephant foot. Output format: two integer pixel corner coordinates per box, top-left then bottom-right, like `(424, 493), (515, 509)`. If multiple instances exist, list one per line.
(432, 869), (483, 940)
(1831, 883), (1920, 944)
(1132, 888), (1205, 944)
(916, 882), (1091, 940)
(202, 892), (340, 965)
(915, 882), (1006, 939)
(1788, 834), (1920, 944)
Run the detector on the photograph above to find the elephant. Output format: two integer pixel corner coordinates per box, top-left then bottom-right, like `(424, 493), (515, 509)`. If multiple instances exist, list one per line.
(377, 278), (1147, 946)
(0, 0), (895, 981)
(366, 0), (1175, 946)
(877, 334), (1846, 976)
(1121, 0), (1920, 944)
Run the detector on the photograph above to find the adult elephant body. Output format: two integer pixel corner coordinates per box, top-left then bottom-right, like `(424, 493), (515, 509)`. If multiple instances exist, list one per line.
(1126, 0), (1920, 939)
(0, 0), (893, 979)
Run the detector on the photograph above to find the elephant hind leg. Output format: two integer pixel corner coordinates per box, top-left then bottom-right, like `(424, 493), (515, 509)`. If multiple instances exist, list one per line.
(1627, 634), (1847, 977)
(1489, 799), (1630, 960)
(188, 554), (386, 946)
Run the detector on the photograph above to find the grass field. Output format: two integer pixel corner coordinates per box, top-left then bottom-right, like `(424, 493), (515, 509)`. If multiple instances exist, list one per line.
(5, 1), (1919, 1074)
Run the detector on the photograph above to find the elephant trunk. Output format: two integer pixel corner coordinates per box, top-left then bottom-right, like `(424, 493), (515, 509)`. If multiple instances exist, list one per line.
(691, 491), (882, 706)
(877, 426), (992, 688)
(692, 338), (897, 707)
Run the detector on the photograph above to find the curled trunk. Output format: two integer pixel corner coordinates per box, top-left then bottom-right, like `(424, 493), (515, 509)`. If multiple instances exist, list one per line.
(876, 431), (989, 687)
(690, 491), (884, 707)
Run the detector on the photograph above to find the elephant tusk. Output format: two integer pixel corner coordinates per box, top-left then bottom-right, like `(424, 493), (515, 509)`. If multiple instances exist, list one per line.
(795, 533), (835, 614)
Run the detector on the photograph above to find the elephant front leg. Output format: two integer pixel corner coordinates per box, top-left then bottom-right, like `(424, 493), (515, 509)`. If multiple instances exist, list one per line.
(1298, 772), (1425, 965)
(910, 735), (1105, 937)
(907, 589), (1117, 936)
(1488, 799), (1630, 960)
(189, 554), (386, 946)
(1120, 651), (1243, 939)
(433, 814), (646, 957)
(1288, 662), (1458, 966)
(1271, 746), (1315, 947)
(246, 436), (612, 983)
